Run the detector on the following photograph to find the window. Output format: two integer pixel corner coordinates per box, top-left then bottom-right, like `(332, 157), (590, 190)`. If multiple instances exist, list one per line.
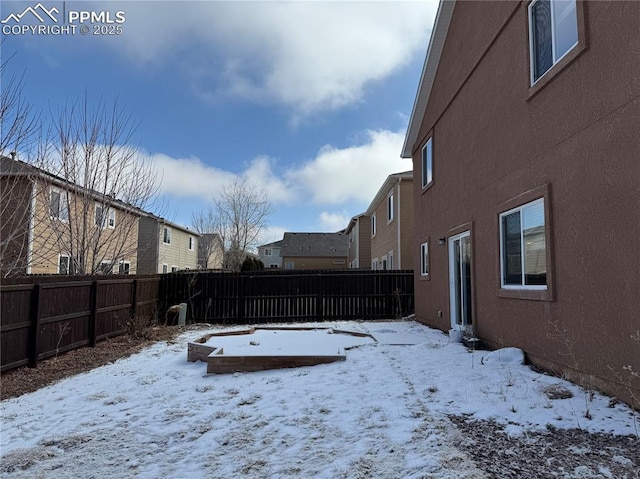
(119, 261), (130, 275)
(285, 261), (294, 270)
(500, 198), (547, 289)
(189, 236), (194, 250)
(162, 264), (168, 274)
(387, 192), (394, 222)
(98, 261), (112, 274)
(163, 227), (171, 244)
(421, 137), (433, 188)
(50, 188), (69, 221)
(58, 254), (71, 275)
(95, 204), (104, 227)
(381, 255), (388, 271)
(264, 248), (272, 256)
(529, 0), (578, 84)
(270, 264), (279, 268)
(107, 209), (116, 228)
(371, 213), (377, 237)
(388, 251), (394, 270)
(171, 266), (178, 273)
(372, 258), (379, 270)
(420, 242), (429, 276)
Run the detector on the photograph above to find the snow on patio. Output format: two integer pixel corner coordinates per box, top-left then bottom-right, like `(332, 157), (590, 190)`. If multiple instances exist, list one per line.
(1, 321), (638, 478)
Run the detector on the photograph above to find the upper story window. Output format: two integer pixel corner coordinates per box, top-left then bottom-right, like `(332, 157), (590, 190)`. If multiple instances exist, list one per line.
(422, 137), (433, 188)
(529, 0), (578, 84)
(119, 261), (130, 275)
(264, 248), (272, 256)
(50, 188), (69, 221)
(387, 191), (394, 222)
(58, 254), (71, 275)
(189, 236), (194, 250)
(163, 227), (171, 244)
(371, 213), (377, 237)
(500, 198), (547, 289)
(95, 204), (115, 229)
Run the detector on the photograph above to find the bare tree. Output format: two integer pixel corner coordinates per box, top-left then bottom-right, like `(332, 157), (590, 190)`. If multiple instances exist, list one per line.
(41, 95), (159, 274)
(0, 57), (52, 276)
(190, 209), (222, 269)
(194, 179), (273, 271)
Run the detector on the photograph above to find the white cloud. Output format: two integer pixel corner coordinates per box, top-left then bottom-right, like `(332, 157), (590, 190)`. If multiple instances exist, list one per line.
(286, 129), (412, 204)
(110, 1), (437, 117)
(319, 211), (352, 232)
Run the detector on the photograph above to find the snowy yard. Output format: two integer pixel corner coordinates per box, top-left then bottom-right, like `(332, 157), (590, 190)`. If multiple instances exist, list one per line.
(1, 321), (638, 478)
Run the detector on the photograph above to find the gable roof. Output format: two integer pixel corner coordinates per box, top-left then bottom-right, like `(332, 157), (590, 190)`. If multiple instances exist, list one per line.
(365, 170), (413, 216)
(401, 0), (456, 158)
(279, 232), (348, 258)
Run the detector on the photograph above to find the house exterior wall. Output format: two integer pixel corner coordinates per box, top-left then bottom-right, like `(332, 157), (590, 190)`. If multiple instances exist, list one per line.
(282, 256), (348, 270)
(258, 246), (283, 268)
(136, 216), (160, 274)
(410, 1), (640, 405)
(370, 178), (413, 270)
(29, 179), (139, 274)
(347, 216), (371, 269)
(0, 175), (33, 275)
(157, 225), (198, 272)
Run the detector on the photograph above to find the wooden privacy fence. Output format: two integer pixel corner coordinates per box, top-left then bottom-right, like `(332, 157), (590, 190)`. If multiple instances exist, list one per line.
(161, 269), (415, 324)
(1, 275), (160, 372)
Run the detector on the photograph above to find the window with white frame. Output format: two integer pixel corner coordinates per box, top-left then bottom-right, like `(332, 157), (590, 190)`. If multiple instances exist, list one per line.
(264, 248), (272, 256)
(58, 254), (71, 275)
(388, 251), (394, 270)
(189, 236), (194, 250)
(422, 137), (433, 188)
(387, 191), (394, 222)
(50, 188), (69, 221)
(529, 0), (578, 84)
(500, 198), (547, 288)
(99, 260), (112, 274)
(95, 204), (115, 228)
(107, 209), (116, 228)
(162, 264), (168, 274)
(371, 213), (377, 237)
(163, 227), (171, 244)
(119, 261), (130, 275)
(372, 258), (379, 270)
(420, 242), (429, 276)
(381, 255), (388, 271)
(171, 266), (178, 272)
(285, 261), (294, 270)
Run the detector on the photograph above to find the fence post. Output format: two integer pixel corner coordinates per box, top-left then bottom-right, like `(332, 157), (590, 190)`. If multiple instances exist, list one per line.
(89, 281), (98, 347)
(131, 278), (138, 321)
(28, 284), (41, 368)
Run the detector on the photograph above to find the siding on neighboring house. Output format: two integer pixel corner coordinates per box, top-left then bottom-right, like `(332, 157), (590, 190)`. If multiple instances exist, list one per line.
(257, 239), (284, 268)
(366, 171), (413, 270)
(137, 216), (200, 273)
(346, 214), (371, 269)
(275, 232), (348, 270)
(402, 0), (640, 406)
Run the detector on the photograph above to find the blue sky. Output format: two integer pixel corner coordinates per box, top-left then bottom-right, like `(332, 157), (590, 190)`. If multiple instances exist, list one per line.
(1, 0), (438, 243)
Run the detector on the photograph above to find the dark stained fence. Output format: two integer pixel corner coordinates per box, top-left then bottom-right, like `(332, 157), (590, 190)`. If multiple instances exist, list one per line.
(1, 275), (161, 372)
(161, 269), (414, 325)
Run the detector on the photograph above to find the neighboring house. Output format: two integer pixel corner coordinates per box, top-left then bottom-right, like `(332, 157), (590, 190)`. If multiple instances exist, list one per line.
(1, 155), (140, 275)
(197, 233), (224, 270)
(137, 215), (200, 273)
(401, 0), (639, 405)
(345, 213), (371, 269)
(276, 232), (348, 270)
(257, 239), (285, 268)
(366, 171), (414, 270)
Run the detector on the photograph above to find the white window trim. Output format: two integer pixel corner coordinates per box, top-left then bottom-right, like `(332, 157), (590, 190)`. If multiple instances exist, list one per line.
(50, 187), (69, 222)
(189, 236), (194, 251)
(372, 258), (379, 271)
(388, 250), (394, 270)
(119, 261), (131, 275)
(422, 137), (433, 189)
(528, 0), (579, 85)
(58, 254), (71, 275)
(162, 264), (168, 274)
(371, 213), (377, 237)
(387, 191), (394, 223)
(163, 227), (172, 245)
(499, 198), (547, 291)
(99, 260), (113, 274)
(264, 248), (272, 256)
(420, 242), (429, 276)
(107, 208), (116, 229)
(171, 266), (178, 272)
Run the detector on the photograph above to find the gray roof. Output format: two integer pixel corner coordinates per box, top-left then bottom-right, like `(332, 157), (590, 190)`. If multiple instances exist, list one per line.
(279, 232), (348, 258)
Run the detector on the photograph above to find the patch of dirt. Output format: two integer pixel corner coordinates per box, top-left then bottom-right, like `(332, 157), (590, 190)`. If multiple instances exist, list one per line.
(449, 415), (640, 479)
(1, 326), (181, 401)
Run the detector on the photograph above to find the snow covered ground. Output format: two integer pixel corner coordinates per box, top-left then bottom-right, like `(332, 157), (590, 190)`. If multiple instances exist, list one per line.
(1, 321), (638, 478)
